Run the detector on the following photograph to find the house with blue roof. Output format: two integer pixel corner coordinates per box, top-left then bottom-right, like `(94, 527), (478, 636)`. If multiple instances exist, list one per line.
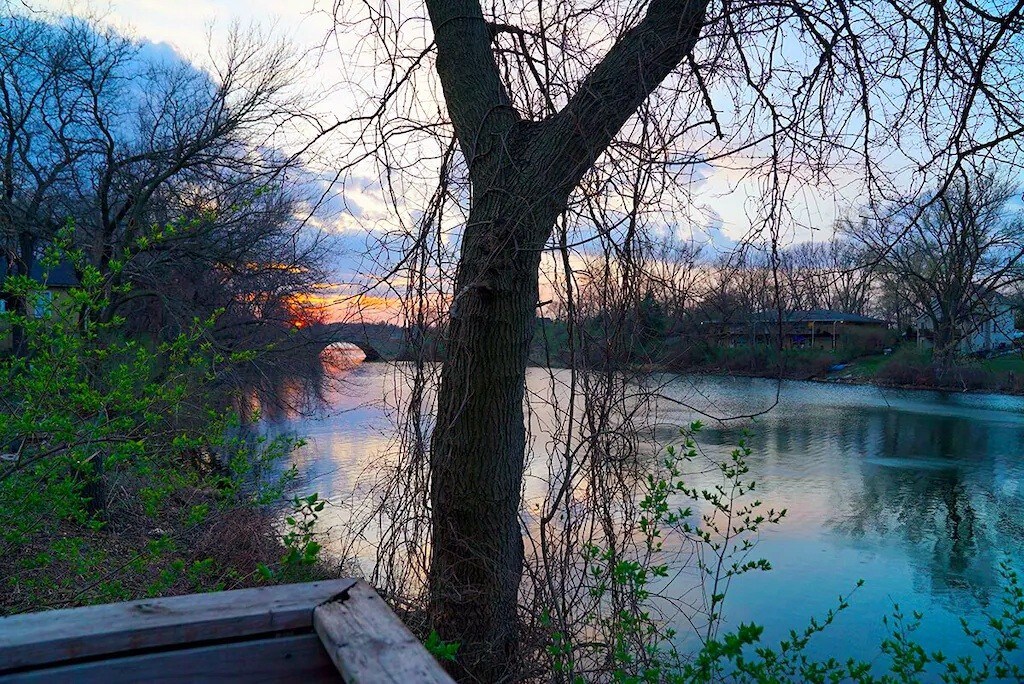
(0, 258), (79, 352)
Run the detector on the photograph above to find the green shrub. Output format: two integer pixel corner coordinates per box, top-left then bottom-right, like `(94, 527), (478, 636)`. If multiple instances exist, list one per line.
(0, 228), (323, 613)
(543, 426), (1024, 683)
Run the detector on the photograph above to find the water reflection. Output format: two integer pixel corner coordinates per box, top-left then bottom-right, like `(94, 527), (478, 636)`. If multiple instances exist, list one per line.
(265, 366), (1024, 665)
(649, 376), (1024, 662)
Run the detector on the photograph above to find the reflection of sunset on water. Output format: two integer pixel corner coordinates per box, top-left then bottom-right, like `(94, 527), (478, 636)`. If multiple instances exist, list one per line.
(321, 342), (367, 372)
(261, 365), (1024, 667)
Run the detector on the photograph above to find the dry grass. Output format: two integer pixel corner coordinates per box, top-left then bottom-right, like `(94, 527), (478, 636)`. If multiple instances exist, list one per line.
(1, 472), (335, 616)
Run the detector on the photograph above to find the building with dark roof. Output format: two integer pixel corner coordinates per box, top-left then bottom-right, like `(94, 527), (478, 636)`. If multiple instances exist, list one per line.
(0, 258), (80, 350)
(724, 309), (890, 350)
(0, 259), (79, 289)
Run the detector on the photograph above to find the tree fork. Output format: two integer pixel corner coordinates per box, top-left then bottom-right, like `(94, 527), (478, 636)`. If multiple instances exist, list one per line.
(423, 0), (709, 679)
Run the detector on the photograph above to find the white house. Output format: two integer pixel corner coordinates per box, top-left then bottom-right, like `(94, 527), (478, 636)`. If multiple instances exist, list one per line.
(916, 293), (1020, 355)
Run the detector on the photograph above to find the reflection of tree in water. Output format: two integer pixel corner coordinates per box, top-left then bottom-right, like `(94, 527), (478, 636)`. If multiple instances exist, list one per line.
(827, 408), (1024, 609)
(649, 385), (1024, 613)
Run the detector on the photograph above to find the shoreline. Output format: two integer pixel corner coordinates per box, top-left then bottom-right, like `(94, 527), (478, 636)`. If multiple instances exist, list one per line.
(364, 358), (1024, 399)
(649, 364), (1024, 398)
(527, 359), (1024, 399)
(809, 372), (1024, 397)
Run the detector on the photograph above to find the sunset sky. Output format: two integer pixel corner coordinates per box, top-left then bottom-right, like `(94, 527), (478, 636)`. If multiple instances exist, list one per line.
(27, 0), (886, 322)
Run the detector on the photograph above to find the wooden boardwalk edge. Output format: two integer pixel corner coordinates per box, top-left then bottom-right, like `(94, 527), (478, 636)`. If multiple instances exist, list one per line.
(314, 580), (455, 684)
(1, 634), (339, 683)
(0, 578), (453, 682)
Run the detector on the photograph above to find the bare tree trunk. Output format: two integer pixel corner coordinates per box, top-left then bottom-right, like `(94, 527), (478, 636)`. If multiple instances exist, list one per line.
(428, 197), (546, 680)
(10, 232), (35, 357)
(933, 320), (958, 373)
(422, 0), (707, 678)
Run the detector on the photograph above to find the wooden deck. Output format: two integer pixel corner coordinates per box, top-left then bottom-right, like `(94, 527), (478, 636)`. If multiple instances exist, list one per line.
(0, 579), (454, 683)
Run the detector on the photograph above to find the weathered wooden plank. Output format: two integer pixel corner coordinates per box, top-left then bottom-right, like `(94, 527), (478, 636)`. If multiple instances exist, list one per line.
(2, 634), (341, 683)
(0, 578), (358, 672)
(313, 580), (455, 684)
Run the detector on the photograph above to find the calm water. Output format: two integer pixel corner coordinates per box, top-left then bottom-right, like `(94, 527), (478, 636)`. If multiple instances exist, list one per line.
(265, 363), (1024, 667)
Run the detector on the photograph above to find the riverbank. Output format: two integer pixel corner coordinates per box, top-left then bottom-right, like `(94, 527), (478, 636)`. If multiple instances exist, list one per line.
(819, 348), (1024, 395)
(376, 341), (1024, 397)
(661, 346), (1024, 397)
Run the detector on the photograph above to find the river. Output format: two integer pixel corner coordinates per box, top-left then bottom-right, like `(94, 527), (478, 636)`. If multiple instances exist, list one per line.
(263, 361), (1024, 668)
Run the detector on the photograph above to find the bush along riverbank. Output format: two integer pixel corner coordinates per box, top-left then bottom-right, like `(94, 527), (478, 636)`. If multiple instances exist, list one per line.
(0, 239), (329, 615)
(653, 334), (1024, 396)
(682, 348), (1024, 396)
(692, 346), (1024, 395)
(831, 346), (1024, 394)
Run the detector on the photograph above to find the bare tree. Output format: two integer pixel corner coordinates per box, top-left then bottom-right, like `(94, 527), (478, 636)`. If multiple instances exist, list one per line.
(0, 12), (332, 386)
(417, 5), (705, 677)
(819, 239), (876, 316)
(639, 232), (703, 324)
(327, 0), (1024, 677)
(846, 170), (1024, 365)
(0, 15), (112, 353)
(775, 239), (876, 315)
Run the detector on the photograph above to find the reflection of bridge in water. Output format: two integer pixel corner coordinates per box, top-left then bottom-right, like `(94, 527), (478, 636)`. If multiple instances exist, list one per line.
(306, 322), (408, 362)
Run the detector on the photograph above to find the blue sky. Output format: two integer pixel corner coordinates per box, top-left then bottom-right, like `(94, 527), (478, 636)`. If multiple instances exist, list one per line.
(31, 0), (861, 243)
(22, 0), (910, 322)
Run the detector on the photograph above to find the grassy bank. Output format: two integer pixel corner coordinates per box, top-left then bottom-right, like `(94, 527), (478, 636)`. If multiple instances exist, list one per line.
(839, 347), (1024, 394)
(658, 337), (1024, 395)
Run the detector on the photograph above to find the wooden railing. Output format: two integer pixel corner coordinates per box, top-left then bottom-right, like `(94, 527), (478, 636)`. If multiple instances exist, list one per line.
(0, 579), (454, 683)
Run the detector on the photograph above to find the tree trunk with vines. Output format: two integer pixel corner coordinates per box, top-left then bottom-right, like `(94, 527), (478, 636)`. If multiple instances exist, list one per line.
(423, 0), (708, 678)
